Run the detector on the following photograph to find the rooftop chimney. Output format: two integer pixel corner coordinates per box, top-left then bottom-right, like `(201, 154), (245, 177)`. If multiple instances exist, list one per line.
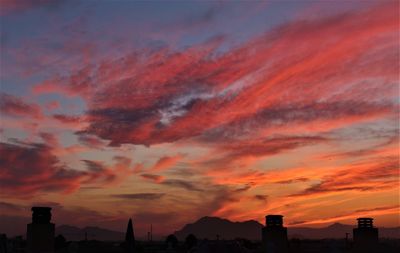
(262, 214), (288, 253)
(266, 215), (284, 228)
(353, 217), (379, 253)
(357, 218), (374, 228)
(27, 206), (54, 253)
(31, 207), (52, 224)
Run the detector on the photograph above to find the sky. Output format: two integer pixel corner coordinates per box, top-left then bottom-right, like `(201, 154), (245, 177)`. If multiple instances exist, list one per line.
(0, 0), (399, 238)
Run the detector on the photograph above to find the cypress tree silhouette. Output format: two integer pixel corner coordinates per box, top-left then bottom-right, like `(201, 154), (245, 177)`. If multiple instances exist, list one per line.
(124, 218), (135, 253)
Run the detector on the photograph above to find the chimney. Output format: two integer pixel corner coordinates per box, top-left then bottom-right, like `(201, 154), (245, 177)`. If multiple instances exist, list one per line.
(27, 207), (55, 253)
(261, 214), (288, 253)
(353, 217), (379, 253)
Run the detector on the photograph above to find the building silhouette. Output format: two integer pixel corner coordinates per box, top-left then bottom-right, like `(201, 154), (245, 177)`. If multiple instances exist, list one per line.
(353, 217), (379, 253)
(124, 218), (135, 253)
(261, 215), (288, 253)
(0, 234), (7, 253)
(26, 207), (55, 253)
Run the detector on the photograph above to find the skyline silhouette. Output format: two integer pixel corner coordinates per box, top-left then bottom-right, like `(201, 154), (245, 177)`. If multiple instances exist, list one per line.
(1, 206), (399, 253)
(1, 206), (400, 241)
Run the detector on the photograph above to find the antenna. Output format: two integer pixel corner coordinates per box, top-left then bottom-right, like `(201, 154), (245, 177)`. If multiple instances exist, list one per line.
(150, 224), (153, 242)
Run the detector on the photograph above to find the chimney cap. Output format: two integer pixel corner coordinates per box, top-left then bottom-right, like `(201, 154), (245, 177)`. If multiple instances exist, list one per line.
(31, 206), (52, 211)
(266, 214), (284, 218)
(357, 217), (373, 221)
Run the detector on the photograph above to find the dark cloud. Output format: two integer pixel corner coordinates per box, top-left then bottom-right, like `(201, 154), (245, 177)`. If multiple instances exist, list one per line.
(112, 193), (165, 200)
(83, 104), (171, 146)
(77, 133), (107, 149)
(226, 136), (328, 157)
(113, 155), (132, 165)
(276, 177), (309, 184)
(166, 168), (196, 178)
(233, 185), (252, 193)
(161, 179), (203, 192)
(256, 101), (393, 125)
(0, 141), (133, 197)
(140, 173), (164, 182)
(39, 132), (59, 147)
(254, 195), (268, 202)
(52, 114), (81, 124)
(80, 159), (124, 185)
(82, 160), (107, 172)
(200, 101), (395, 142)
(0, 92), (42, 118)
(0, 141), (83, 196)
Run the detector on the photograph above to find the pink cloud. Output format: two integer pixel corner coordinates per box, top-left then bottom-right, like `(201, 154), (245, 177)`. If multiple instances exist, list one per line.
(44, 100), (60, 111)
(42, 2), (394, 148)
(0, 93), (42, 119)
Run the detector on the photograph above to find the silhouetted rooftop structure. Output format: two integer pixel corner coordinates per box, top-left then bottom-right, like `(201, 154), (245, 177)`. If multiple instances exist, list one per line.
(357, 218), (374, 228)
(266, 215), (284, 228)
(262, 214), (288, 253)
(353, 217), (379, 253)
(27, 206), (55, 253)
(31, 207), (52, 224)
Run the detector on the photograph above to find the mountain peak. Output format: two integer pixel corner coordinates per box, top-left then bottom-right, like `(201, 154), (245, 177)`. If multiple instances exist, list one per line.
(175, 216), (263, 240)
(328, 222), (346, 228)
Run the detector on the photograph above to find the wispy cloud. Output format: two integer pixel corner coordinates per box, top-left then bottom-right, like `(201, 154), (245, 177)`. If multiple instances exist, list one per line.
(112, 193), (165, 200)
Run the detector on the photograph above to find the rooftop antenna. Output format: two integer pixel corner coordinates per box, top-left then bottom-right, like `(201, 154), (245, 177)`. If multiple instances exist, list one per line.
(150, 224), (153, 242)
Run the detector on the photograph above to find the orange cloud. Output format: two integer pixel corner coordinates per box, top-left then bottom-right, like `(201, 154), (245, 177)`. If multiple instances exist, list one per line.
(290, 205), (400, 226)
(151, 153), (185, 172)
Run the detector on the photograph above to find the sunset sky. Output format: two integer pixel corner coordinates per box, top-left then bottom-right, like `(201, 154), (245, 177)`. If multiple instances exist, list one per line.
(0, 0), (399, 238)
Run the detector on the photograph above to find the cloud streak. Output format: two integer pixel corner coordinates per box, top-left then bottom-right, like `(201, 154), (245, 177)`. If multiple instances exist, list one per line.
(112, 193), (165, 200)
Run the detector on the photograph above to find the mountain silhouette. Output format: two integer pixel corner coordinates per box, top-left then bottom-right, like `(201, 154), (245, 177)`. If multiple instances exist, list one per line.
(174, 217), (400, 240)
(174, 216), (263, 240)
(56, 225), (124, 241)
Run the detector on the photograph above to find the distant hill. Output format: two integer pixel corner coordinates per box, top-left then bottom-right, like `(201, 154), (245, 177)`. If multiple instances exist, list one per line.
(174, 216), (263, 240)
(174, 217), (400, 240)
(56, 225), (124, 241)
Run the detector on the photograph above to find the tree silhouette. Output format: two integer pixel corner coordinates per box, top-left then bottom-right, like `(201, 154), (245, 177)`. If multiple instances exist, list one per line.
(166, 234), (179, 249)
(185, 234), (198, 249)
(55, 234), (67, 250)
